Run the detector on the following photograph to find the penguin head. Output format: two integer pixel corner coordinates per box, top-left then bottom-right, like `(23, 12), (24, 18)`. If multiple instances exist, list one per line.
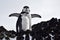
(22, 6), (30, 13)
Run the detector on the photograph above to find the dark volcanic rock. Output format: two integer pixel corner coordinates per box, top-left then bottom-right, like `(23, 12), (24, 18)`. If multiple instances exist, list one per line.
(0, 26), (16, 39)
(8, 30), (16, 38)
(0, 26), (7, 32)
(31, 18), (60, 40)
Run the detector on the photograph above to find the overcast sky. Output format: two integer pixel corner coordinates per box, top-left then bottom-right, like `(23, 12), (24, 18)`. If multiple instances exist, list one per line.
(0, 0), (60, 31)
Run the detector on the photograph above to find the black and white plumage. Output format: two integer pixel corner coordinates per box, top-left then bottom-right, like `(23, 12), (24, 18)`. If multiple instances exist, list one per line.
(9, 13), (20, 17)
(9, 13), (41, 18)
(9, 12), (41, 32)
(9, 6), (41, 33)
(9, 6), (42, 40)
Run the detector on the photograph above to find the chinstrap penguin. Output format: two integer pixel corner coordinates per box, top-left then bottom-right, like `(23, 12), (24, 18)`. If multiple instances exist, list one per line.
(9, 6), (41, 33)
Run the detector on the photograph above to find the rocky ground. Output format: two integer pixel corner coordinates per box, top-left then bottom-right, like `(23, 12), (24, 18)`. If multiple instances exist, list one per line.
(0, 17), (60, 40)
(31, 17), (60, 40)
(0, 26), (16, 40)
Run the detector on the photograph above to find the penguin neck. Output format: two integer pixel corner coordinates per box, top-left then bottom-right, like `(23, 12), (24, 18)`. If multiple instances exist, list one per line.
(21, 12), (29, 14)
(21, 13), (29, 16)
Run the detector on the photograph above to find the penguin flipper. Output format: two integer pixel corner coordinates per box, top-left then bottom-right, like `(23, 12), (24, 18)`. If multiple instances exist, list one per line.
(31, 14), (41, 18)
(9, 13), (20, 17)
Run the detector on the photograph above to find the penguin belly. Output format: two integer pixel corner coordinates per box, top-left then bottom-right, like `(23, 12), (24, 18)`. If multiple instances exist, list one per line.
(21, 16), (29, 31)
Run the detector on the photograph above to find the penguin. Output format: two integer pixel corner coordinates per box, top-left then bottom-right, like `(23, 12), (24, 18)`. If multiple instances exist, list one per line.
(9, 6), (41, 33)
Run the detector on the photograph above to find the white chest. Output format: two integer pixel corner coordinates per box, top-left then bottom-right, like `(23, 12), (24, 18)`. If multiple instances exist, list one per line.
(21, 15), (30, 31)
